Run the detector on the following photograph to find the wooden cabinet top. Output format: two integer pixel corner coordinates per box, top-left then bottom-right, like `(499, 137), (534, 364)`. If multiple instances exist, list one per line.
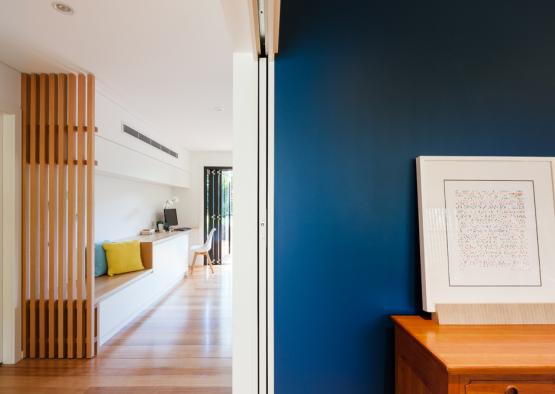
(392, 315), (555, 374)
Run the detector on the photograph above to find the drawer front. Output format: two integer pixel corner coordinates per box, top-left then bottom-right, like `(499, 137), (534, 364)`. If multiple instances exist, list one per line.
(467, 382), (555, 394)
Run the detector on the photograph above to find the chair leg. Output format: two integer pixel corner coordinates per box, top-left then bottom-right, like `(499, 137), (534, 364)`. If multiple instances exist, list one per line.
(190, 252), (198, 275)
(206, 252), (215, 274)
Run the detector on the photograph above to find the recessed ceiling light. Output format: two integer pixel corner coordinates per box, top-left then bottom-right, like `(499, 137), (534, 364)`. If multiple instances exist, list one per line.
(212, 106), (224, 112)
(52, 2), (74, 15)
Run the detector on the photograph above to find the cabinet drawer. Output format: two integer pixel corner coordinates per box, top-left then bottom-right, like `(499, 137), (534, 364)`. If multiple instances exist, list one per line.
(467, 382), (555, 394)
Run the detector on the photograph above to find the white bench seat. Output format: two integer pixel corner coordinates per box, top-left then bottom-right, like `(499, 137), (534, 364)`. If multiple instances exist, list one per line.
(94, 231), (189, 346)
(94, 269), (153, 304)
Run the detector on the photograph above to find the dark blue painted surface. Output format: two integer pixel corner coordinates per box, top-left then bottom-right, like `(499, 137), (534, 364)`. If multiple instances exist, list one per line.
(275, 1), (555, 393)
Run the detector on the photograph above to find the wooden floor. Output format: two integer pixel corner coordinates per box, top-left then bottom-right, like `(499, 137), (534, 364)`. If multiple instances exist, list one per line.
(0, 265), (232, 393)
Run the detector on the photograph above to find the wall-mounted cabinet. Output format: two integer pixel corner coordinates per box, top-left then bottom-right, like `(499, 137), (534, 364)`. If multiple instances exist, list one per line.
(95, 135), (190, 188)
(94, 92), (191, 188)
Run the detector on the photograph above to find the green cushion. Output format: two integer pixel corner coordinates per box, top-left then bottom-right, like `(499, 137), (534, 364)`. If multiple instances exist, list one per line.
(94, 242), (108, 277)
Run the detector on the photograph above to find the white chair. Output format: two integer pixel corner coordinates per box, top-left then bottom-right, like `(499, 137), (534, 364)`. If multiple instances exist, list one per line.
(190, 228), (216, 274)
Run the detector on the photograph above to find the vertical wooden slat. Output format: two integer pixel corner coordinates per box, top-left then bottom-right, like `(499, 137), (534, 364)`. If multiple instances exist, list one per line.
(86, 75), (95, 358)
(48, 74), (57, 358)
(29, 74), (37, 358)
(67, 74), (76, 358)
(57, 74), (67, 358)
(21, 74), (28, 357)
(76, 74), (86, 358)
(39, 74), (47, 358)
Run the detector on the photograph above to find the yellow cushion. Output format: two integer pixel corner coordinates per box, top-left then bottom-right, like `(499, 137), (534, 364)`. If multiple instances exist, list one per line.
(102, 240), (144, 277)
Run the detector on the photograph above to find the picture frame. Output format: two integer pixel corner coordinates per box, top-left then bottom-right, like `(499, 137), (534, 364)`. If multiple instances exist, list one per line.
(417, 156), (555, 312)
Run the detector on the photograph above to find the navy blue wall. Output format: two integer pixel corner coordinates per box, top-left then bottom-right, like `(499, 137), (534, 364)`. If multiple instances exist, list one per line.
(275, 1), (555, 393)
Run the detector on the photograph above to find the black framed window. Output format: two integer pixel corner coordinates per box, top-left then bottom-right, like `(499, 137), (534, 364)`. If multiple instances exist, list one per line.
(204, 167), (233, 264)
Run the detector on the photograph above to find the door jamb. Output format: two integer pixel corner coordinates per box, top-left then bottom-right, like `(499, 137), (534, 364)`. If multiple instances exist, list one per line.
(1, 112), (18, 364)
(257, 57), (275, 394)
(232, 53), (275, 394)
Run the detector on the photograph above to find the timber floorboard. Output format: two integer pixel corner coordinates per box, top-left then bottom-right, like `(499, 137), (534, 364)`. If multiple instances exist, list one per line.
(0, 266), (232, 394)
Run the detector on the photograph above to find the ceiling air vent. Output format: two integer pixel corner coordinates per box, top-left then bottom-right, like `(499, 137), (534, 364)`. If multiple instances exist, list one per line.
(122, 124), (179, 158)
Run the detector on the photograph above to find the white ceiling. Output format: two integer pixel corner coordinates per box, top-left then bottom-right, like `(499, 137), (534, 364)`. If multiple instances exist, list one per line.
(0, 0), (234, 151)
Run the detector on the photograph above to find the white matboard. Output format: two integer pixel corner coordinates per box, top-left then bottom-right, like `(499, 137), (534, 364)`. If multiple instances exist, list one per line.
(417, 156), (555, 312)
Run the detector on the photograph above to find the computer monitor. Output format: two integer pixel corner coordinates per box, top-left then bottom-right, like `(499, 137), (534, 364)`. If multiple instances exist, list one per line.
(164, 208), (178, 227)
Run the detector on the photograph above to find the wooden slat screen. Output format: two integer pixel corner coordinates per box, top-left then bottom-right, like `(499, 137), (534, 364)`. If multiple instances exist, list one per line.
(21, 73), (96, 359)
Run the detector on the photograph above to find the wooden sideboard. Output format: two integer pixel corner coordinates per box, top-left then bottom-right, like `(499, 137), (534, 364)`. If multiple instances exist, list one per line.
(392, 315), (555, 394)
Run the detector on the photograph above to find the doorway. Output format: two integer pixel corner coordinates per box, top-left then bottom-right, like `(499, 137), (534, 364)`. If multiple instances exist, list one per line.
(204, 167), (233, 265)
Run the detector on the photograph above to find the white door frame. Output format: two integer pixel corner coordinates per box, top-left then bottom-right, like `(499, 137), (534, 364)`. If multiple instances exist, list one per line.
(1, 112), (19, 364)
(267, 57), (275, 394)
(257, 57), (275, 394)
(258, 57), (268, 394)
(232, 54), (274, 394)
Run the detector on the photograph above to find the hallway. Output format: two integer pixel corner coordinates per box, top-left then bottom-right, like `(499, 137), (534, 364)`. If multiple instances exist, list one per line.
(0, 266), (232, 393)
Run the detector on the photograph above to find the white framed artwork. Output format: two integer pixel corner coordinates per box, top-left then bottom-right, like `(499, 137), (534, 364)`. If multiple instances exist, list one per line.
(417, 156), (555, 312)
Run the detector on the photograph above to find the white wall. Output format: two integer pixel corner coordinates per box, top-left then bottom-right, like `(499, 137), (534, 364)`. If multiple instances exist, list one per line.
(232, 53), (258, 394)
(0, 61), (22, 364)
(173, 150), (232, 257)
(95, 173), (174, 241)
(0, 63), (20, 112)
(94, 89), (191, 241)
